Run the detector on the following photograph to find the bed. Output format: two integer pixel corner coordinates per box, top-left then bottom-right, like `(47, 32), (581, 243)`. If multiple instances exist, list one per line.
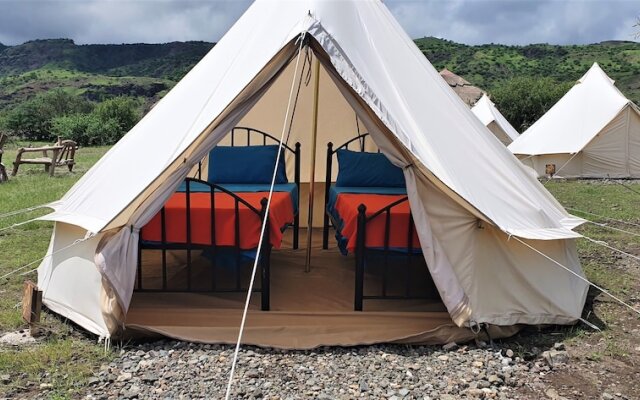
(138, 127), (301, 311)
(322, 133), (437, 311)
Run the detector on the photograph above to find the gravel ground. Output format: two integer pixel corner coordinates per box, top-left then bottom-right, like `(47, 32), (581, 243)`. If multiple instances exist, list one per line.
(60, 340), (575, 400)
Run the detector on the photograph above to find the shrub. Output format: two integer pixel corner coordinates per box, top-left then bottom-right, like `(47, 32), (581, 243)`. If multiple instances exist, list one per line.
(4, 89), (93, 140)
(51, 113), (123, 146)
(50, 97), (140, 146)
(51, 114), (94, 146)
(491, 77), (573, 131)
(93, 97), (140, 133)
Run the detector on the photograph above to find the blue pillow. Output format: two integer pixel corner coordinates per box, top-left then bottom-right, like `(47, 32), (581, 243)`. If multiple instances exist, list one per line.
(208, 145), (288, 184)
(335, 149), (405, 188)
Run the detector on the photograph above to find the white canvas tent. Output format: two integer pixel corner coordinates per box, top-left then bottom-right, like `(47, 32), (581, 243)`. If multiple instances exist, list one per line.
(35, 0), (588, 346)
(509, 63), (640, 178)
(472, 94), (520, 146)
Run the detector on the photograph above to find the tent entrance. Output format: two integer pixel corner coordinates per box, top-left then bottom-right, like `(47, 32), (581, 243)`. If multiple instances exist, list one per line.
(127, 39), (466, 344)
(127, 228), (461, 347)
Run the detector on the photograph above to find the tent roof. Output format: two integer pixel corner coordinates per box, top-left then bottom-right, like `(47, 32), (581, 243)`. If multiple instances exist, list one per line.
(439, 69), (484, 106)
(471, 94), (519, 143)
(42, 0), (581, 240)
(509, 63), (637, 155)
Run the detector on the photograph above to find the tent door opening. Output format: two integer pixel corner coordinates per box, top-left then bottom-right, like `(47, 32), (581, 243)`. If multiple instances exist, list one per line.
(128, 38), (446, 345)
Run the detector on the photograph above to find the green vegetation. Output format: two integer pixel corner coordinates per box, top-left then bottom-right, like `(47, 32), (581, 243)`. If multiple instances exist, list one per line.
(1, 90), (140, 145)
(51, 97), (141, 145)
(0, 39), (213, 80)
(1, 37), (639, 138)
(544, 180), (640, 315)
(0, 144), (111, 398)
(0, 67), (171, 112)
(492, 77), (574, 131)
(416, 38), (640, 106)
(3, 90), (92, 140)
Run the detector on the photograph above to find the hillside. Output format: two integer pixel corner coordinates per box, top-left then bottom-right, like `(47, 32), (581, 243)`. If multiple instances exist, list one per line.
(0, 37), (638, 116)
(0, 39), (213, 79)
(415, 37), (640, 105)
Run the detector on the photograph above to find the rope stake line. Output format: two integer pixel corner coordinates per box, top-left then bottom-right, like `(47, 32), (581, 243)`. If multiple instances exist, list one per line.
(566, 207), (640, 229)
(584, 220), (640, 239)
(0, 235), (94, 281)
(606, 178), (640, 197)
(224, 31), (308, 400)
(579, 317), (601, 331)
(0, 203), (51, 220)
(512, 236), (640, 316)
(582, 235), (640, 263)
(0, 218), (40, 234)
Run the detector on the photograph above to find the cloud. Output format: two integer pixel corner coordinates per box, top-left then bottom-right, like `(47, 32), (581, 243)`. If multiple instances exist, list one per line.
(0, 0), (252, 45)
(0, 0), (637, 46)
(385, 0), (640, 45)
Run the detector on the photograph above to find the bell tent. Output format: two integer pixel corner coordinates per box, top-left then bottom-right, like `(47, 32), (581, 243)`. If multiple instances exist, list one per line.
(35, 0), (587, 348)
(509, 63), (640, 178)
(471, 94), (520, 146)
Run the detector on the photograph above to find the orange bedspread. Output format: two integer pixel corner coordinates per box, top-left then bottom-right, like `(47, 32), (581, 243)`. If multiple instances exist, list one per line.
(141, 192), (294, 249)
(335, 193), (421, 252)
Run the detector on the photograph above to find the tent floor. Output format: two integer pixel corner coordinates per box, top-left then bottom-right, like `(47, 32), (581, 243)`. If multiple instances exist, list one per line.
(125, 229), (516, 348)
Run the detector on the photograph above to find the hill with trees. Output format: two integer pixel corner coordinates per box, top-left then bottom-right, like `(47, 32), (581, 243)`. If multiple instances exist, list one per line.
(0, 37), (638, 142)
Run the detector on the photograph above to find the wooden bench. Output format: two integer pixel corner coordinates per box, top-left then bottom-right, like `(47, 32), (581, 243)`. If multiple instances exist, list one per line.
(0, 133), (7, 183)
(12, 138), (77, 177)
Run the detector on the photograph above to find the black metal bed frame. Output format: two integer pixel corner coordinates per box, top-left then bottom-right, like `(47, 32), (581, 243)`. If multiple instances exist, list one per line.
(137, 178), (271, 310)
(322, 133), (375, 250)
(322, 133), (431, 311)
(136, 127), (302, 311)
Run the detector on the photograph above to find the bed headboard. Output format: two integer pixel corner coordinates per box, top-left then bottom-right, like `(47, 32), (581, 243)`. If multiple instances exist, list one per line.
(197, 127), (301, 183)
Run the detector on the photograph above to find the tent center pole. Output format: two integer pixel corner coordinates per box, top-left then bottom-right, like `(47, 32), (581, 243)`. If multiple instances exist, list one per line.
(305, 55), (321, 273)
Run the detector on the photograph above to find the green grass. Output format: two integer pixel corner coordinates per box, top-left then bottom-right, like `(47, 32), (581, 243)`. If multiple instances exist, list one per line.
(0, 142), (110, 398)
(0, 338), (111, 398)
(544, 180), (640, 296)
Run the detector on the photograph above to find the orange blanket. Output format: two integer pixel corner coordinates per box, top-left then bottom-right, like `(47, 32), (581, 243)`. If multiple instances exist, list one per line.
(141, 192), (294, 249)
(335, 193), (421, 252)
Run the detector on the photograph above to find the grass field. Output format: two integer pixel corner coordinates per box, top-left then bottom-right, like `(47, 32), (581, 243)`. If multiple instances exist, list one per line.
(1, 145), (639, 397)
(0, 142), (111, 398)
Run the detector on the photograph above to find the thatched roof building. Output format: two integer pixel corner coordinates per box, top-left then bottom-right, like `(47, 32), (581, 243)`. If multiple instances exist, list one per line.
(440, 68), (484, 106)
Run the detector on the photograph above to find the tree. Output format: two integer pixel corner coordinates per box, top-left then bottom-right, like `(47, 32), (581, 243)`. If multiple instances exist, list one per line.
(93, 97), (140, 133)
(50, 97), (141, 146)
(491, 77), (573, 132)
(4, 89), (93, 140)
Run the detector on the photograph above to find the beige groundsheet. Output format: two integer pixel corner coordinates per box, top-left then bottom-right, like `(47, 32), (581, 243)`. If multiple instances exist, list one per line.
(125, 230), (520, 348)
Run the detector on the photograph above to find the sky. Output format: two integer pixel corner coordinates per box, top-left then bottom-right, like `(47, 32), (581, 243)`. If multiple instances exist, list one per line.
(0, 0), (638, 47)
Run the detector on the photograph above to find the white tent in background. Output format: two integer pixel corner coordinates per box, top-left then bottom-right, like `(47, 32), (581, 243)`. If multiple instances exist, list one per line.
(472, 94), (519, 146)
(35, 0), (587, 346)
(509, 63), (640, 178)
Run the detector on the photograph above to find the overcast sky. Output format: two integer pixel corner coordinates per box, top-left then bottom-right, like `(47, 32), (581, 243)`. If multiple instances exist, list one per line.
(0, 0), (638, 46)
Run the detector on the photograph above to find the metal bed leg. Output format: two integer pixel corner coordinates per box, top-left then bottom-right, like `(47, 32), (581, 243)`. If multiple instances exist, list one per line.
(186, 181), (192, 291)
(322, 142), (333, 250)
(354, 204), (366, 311)
(260, 198), (270, 311)
(294, 142), (301, 250)
(261, 246), (271, 311)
